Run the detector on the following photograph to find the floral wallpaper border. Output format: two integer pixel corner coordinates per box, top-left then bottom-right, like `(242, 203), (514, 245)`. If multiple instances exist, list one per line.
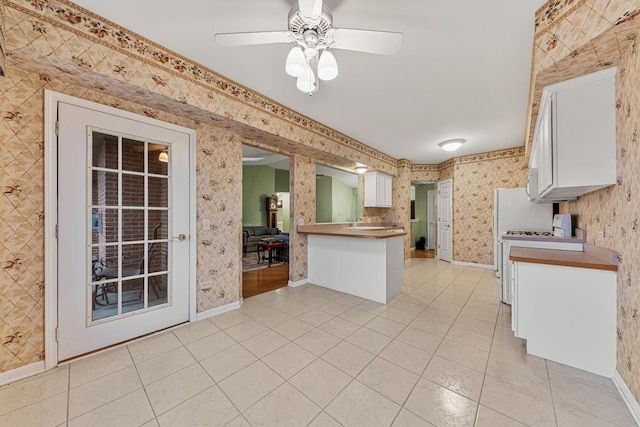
(6, 0), (398, 167)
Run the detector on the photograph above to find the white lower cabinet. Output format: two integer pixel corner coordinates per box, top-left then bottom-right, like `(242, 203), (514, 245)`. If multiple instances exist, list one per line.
(512, 261), (616, 377)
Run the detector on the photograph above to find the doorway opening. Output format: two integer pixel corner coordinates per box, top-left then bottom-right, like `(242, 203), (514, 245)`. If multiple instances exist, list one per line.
(410, 181), (436, 259)
(241, 145), (290, 298)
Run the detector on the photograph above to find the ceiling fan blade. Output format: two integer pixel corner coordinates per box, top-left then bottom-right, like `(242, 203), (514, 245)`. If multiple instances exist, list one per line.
(215, 31), (294, 46)
(298, 0), (323, 20)
(327, 28), (403, 55)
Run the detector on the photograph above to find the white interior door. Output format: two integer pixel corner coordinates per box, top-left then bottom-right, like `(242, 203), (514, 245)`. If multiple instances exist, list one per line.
(438, 180), (452, 262)
(427, 190), (436, 250)
(57, 101), (191, 361)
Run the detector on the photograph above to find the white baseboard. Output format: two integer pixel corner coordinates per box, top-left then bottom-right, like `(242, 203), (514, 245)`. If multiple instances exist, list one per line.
(0, 361), (45, 387)
(195, 300), (242, 321)
(613, 370), (640, 426)
(452, 260), (494, 269)
(288, 278), (308, 288)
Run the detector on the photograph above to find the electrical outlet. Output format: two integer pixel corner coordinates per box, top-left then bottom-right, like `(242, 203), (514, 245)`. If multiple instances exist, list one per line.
(200, 281), (212, 291)
(202, 219), (211, 230)
(597, 231), (604, 241)
(578, 221), (583, 229)
(298, 218), (304, 226)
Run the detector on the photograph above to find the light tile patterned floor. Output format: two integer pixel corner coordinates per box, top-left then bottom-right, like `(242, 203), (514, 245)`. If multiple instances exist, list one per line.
(0, 259), (636, 426)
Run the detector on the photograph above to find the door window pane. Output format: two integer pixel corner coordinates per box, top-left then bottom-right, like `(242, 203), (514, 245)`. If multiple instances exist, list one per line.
(92, 171), (118, 206)
(122, 173), (145, 207)
(122, 138), (145, 173)
(148, 177), (168, 207)
(92, 132), (118, 170)
(122, 209), (145, 242)
(149, 144), (169, 176)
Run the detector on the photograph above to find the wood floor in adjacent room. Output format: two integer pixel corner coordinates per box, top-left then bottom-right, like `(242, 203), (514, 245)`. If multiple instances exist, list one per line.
(411, 249), (435, 258)
(242, 263), (289, 298)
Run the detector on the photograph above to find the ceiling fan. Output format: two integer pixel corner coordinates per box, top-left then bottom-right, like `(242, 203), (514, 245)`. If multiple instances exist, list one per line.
(214, 0), (403, 94)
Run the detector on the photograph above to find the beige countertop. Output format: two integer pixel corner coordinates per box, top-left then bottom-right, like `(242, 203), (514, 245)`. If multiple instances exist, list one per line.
(509, 244), (618, 272)
(297, 223), (406, 239)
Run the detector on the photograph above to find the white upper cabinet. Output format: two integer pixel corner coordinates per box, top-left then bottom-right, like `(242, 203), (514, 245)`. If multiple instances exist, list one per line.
(529, 67), (617, 202)
(364, 172), (392, 208)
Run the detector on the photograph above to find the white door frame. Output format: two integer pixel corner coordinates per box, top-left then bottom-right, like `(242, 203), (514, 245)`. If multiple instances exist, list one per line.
(43, 90), (197, 369)
(427, 190), (436, 250)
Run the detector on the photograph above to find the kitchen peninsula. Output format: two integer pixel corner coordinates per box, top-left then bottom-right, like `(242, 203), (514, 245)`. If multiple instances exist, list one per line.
(298, 224), (406, 304)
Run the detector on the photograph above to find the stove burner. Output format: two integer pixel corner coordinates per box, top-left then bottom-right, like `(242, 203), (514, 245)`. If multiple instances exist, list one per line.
(506, 230), (554, 236)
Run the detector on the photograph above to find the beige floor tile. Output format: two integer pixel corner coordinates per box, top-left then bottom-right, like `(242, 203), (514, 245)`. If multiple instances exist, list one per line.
(69, 346), (132, 388)
(445, 326), (493, 352)
(326, 380), (401, 426)
(365, 316), (406, 338)
(339, 307), (377, 326)
(345, 327), (392, 355)
(288, 294), (333, 309)
(485, 354), (551, 398)
(243, 382), (321, 427)
(322, 341), (375, 377)
(405, 378), (478, 427)
(68, 365), (142, 419)
(217, 361), (284, 412)
(422, 355), (484, 402)
(334, 294), (367, 307)
(316, 300), (354, 316)
(271, 317), (315, 340)
(356, 357), (419, 404)
(409, 316), (452, 337)
(127, 331), (183, 364)
(1, 391), (67, 427)
(480, 375), (556, 426)
(156, 385), (239, 427)
(208, 310), (252, 330)
(549, 372), (635, 426)
(171, 319), (219, 345)
(136, 345), (197, 386)
(297, 308), (335, 327)
(307, 411), (343, 427)
(379, 307), (420, 325)
(379, 340), (433, 375)
(357, 300), (391, 315)
(435, 339), (489, 373)
(318, 317), (360, 339)
(554, 404), (625, 427)
(419, 307), (459, 323)
(185, 330), (237, 361)
(452, 315), (495, 336)
(396, 326), (443, 353)
(262, 342), (317, 379)
(200, 343), (258, 382)
(460, 306), (498, 323)
(224, 319), (268, 342)
(140, 419), (159, 427)
(0, 366), (68, 416)
(272, 300), (314, 317)
(145, 363), (214, 415)
(294, 328), (341, 356)
(289, 358), (352, 408)
(490, 335), (548, 371)
(246, 308), (292, 328)
(68, 389), (154, 427)
(475, 405), (527, 426)
(225, 415), (251, 427)
(240, 329), (289, 358)
(391, 408), (435, 426)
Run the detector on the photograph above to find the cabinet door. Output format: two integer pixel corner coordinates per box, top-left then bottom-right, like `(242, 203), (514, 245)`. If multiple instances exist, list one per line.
(536, 91), (553, 196)
(376, 174), (386, 206)
(384, 175), (392, 207)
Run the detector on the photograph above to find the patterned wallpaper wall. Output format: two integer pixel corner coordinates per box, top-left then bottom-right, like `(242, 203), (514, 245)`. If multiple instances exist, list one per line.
(532, 0), (640, 402)
(0, 0), (556, 376)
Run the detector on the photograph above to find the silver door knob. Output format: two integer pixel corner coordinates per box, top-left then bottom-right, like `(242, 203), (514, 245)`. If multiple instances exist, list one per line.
(173, 233), (187, 241)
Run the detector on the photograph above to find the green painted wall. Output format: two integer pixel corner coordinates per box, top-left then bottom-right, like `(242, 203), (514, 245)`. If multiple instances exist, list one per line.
(275, 169), (289, 192)
(411, 183), (435, 247)
(242, 165), (275, 226)
(331, 178), (357, 222)
(316, 176), (333, 223)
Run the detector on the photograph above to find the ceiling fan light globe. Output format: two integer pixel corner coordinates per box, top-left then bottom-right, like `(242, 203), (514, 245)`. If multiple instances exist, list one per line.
(285, 46), (306, 77)
(318, 50), (338, 81)
(296, 67), (316, 92)
(438, 139), (465, 151)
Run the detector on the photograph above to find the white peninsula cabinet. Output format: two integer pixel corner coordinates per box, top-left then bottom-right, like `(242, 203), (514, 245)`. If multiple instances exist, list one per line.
(510, 246), (617, 377)
(364, 172), (392, 207)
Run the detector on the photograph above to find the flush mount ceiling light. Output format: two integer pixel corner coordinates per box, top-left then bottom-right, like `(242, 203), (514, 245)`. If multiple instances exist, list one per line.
(438, 139), (466, 152)
(215, 0), (403, 95)
(355, 166), (367, 174)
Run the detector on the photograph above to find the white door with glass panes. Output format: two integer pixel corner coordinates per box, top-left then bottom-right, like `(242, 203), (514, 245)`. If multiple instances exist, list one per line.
(57, 101), (191, 361)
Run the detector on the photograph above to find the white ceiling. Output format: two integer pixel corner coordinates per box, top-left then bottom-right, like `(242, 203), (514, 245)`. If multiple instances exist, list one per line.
(72, 0), (547, 164)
